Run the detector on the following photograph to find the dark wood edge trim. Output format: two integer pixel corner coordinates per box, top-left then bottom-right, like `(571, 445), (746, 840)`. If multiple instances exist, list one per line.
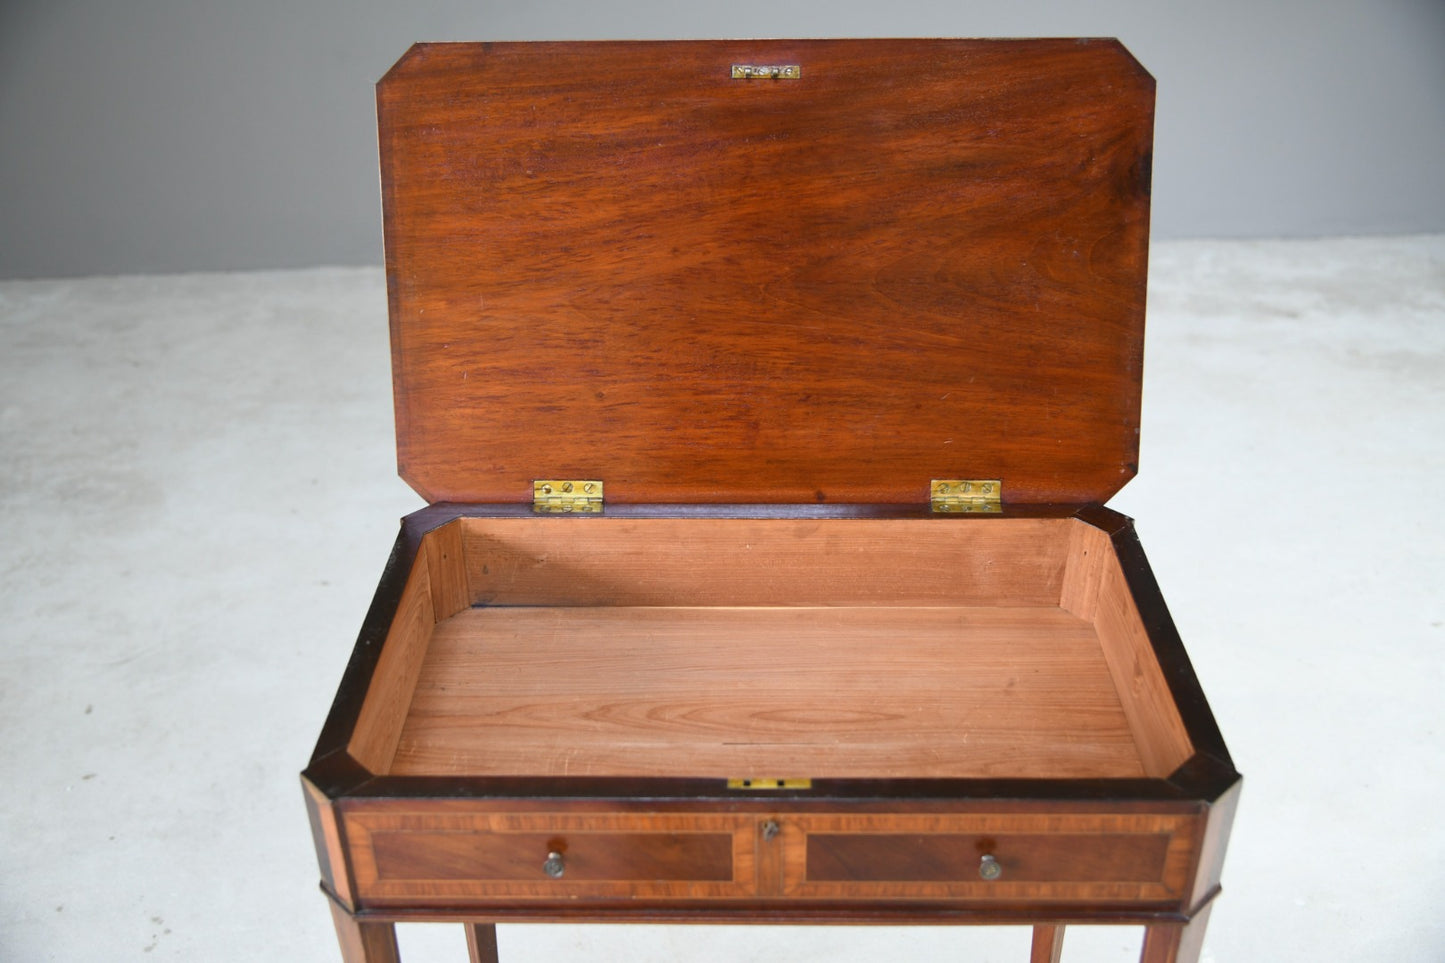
(400, 502), (481, 534)
(1165, 754), (1241, 802)
(307, 524), (422, 768)
(1183, 885), (1224, 919)
(303, 749), (377, 797)
(1069, 503), (1132, 535)
(343, 902), (1191, 926)
(1108, 523), (1235, 772)
(321, 881), (362, 917)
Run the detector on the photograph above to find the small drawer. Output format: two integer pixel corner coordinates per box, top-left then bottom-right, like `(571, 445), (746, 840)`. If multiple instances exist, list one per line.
(343, 808), (758, 906)
(371, 830), (734, 883)
(785, 813), (1197, 905)
(806, 832), (1172, 884)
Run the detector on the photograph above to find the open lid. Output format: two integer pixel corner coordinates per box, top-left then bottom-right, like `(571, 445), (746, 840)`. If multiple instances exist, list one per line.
(379, 39), (1154, 506)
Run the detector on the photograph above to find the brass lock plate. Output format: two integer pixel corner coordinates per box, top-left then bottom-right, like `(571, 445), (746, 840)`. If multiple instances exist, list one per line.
(731, 64), (801, 80)
(727, 778), (813, 790)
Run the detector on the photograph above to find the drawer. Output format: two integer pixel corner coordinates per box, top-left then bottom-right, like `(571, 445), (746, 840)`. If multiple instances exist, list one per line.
(783, 813), (1199, 905)
(341, 807), (1201, 909)
(807, 832), (1170, 883)
(343, 809), (757, 906)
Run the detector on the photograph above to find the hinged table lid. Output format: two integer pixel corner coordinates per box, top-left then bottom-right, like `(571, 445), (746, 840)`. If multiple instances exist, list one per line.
(379, 39), (1154, 506)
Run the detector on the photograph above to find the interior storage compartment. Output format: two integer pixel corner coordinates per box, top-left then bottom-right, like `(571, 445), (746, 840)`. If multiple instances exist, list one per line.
(346, 516), (1193, 783)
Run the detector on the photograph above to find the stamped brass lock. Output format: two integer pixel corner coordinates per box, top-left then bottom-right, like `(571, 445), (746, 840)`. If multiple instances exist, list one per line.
(731, 64), (801, 79)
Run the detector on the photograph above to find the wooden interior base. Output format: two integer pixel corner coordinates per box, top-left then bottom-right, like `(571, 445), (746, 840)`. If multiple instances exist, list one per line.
(392, 605), (1141, 779)
(349, 516), (1193, 782)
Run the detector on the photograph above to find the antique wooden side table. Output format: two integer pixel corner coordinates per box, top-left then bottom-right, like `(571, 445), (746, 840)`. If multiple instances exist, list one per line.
(302, 39), (1240, 963)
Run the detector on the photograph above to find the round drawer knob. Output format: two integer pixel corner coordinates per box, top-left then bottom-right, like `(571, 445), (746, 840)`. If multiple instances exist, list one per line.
(543, 851), (566, 879)
(978, 853), (1002, 881)
(761, 819), (781, 841)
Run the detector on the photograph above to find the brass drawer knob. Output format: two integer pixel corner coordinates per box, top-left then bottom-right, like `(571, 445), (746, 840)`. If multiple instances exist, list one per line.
(543, 850), (566, 879)
(761, 819), (781, 841)
(979, 853), (1002, 881)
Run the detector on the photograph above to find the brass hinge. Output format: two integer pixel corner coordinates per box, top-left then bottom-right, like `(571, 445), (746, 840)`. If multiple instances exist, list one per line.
(930, 479), (1002, 514)
(727, 778), (813, 790)
(532, 480), (603, 514)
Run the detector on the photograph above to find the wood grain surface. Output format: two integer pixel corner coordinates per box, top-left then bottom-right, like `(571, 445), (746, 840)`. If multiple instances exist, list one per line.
(388, 605), (1145, 779)
(340, 514), (1198, 782)
(456, 515), (1071, 607)
(804, 831), (1171, 883)
(349, 556), (436, 773)
(371, 829), (734, 882)
(1092, 560), (1193, 777)
(1031, 923), (1066, 963)
(329, 899), (398, 963)
(782, 811), (1196, 904)
(378, 39), (1154, 506)
(464, 924), (498, 963)
(340, 806), (1198, 909)
(308, 38), (1237, 961)
(345, 811), (758, 905)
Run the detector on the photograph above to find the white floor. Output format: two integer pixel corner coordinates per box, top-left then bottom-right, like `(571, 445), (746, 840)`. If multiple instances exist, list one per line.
(1, 236), (1441, 962)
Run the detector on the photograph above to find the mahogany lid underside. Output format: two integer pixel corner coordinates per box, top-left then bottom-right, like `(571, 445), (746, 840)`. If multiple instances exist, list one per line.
(379, 39), (1154, 505)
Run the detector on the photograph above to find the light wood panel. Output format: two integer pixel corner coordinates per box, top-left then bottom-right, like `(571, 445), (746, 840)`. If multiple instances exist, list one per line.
(388, 605), (1145, 779)
(1059, 520), (1110, 620)
(458, 516), (1071, 607)
(349, 557), (437, 773)
(1093, 560), (1193, 777)
(1059, 518), (1194, 778)
(423, 521), (470, 621)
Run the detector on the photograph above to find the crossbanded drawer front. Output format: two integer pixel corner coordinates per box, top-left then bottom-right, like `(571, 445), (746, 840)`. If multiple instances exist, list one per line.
(787, 813), (1197, 904)
(373, 831), (733, 882)
(344, 811), (756, 905)
(807, 833), (1170, 883)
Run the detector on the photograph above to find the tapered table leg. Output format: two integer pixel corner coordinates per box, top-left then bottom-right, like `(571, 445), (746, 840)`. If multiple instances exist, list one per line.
(1030, 924), (1065, 963)
(328, 901), (400, 963)
(1030, 924), (1065, 962)
(1140, 902), (1213, 963)
(466, 923), (500, 963)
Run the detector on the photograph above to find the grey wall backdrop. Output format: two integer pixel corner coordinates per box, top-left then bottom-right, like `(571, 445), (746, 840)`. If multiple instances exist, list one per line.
(1, 0), (1442, 279)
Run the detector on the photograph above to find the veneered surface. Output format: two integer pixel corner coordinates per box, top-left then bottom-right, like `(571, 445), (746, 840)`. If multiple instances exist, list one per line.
(379, 39), (1154, 505)
(387, 605), (1146, 780)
